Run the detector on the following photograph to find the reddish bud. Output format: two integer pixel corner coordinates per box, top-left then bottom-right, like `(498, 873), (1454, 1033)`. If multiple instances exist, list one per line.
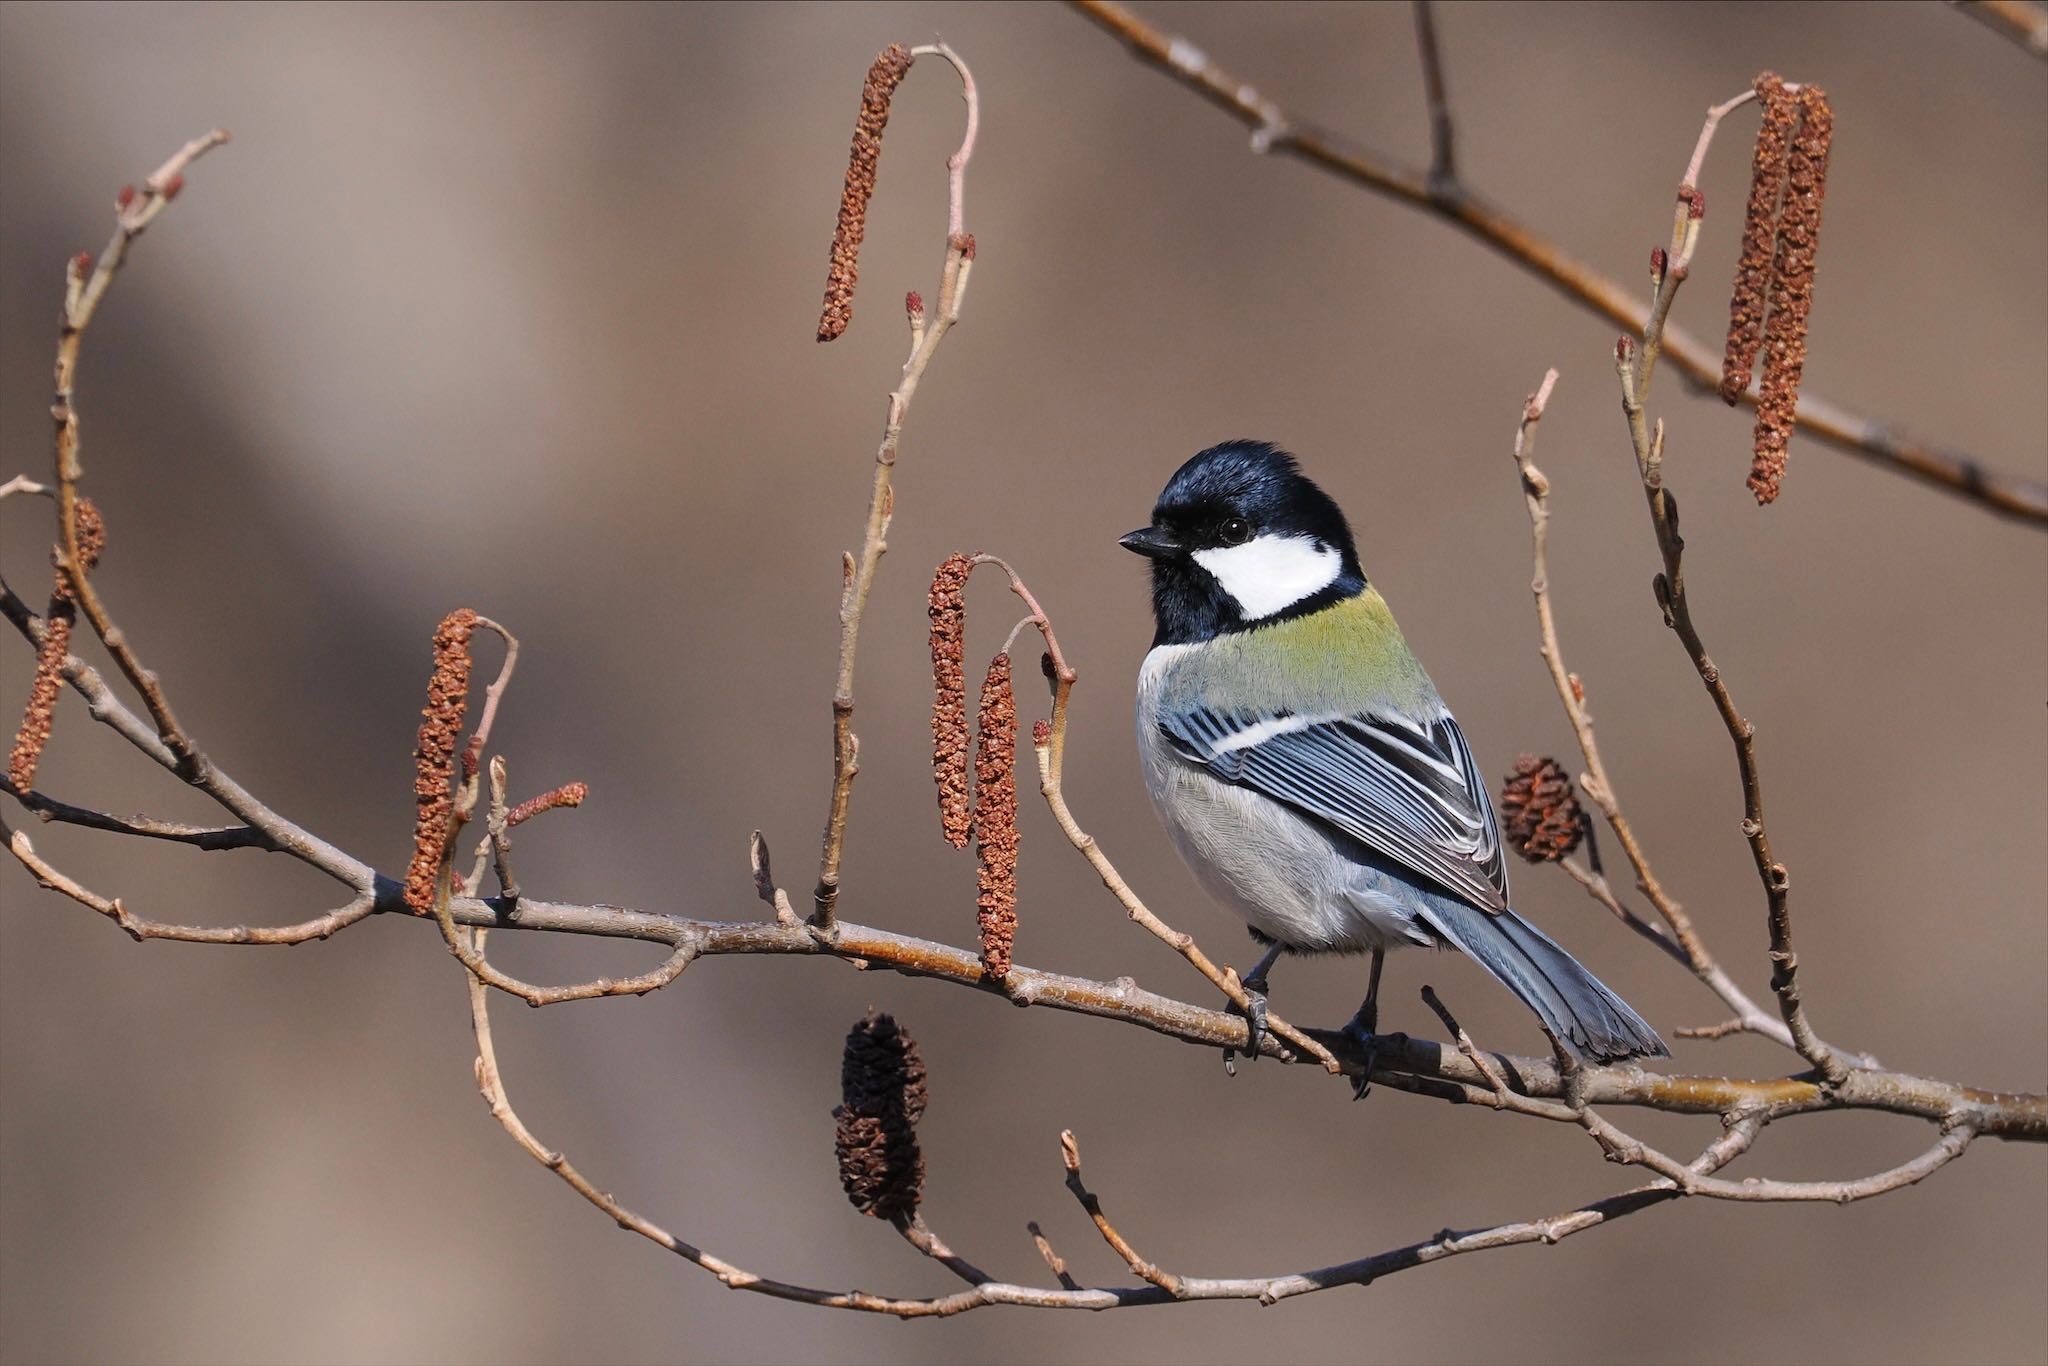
(116, 185), (136, 210)
(1649, 246), (1668, 281)
(1032, 718), (1051, 747)
(162, 173), (185, 201)
(68, 252), (92, 279)
(905, 290), (924, 318)
(950, 231), (977, 260)
(1678, 186), (1705, 219)
(1616, 335), (1635, 363)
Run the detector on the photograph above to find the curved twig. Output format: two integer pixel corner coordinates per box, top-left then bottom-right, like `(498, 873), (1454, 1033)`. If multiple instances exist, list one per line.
(813, 47), (982, 929)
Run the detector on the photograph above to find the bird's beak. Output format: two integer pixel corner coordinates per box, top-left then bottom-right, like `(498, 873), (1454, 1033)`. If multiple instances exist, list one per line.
(1118, 526), (1180, 559)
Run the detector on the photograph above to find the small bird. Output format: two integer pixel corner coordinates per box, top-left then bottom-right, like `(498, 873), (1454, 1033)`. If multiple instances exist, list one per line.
(1121, 441), (1666, 1076)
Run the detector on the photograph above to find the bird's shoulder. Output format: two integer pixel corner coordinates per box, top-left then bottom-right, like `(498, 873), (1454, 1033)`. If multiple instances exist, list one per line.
(1141, 587), (1441, 719)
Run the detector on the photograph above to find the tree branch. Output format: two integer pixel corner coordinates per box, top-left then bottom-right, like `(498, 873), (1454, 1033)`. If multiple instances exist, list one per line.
(1069, 0), (2048, 526)
(6, 60), (2042, 1337)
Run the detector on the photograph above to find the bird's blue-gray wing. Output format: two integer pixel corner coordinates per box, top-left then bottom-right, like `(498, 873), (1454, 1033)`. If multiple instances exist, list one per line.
(1160, 706), (1510, 915)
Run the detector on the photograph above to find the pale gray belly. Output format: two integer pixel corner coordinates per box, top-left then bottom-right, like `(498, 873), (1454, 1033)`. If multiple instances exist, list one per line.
(1137, 720), (1426, 955)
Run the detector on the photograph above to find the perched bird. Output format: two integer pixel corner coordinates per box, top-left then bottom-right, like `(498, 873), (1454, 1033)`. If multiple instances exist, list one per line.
(1121, 441), (1666, 1077)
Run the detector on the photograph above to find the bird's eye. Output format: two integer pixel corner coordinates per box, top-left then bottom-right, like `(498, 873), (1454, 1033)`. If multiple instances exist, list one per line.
(1218, 516), (1253, 546)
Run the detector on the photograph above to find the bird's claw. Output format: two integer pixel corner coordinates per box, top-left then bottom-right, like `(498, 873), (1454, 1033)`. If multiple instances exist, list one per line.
(1342, 1002), (1379, 1100)
(1223, 973), (1270, 1076)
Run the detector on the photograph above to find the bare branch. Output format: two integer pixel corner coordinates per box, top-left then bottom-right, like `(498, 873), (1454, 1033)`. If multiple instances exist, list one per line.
(1061, 1130), (1183, 1295)
(1949, 0), (2048, 59)
(1410, 1), (1455, 188)
(813, 47), (981, 929)
(4, 786), (270, 851)
(1613, 125), (1846, 1081)
(6, 65), (2041, 1340)
(1069, 0), (2048, 525)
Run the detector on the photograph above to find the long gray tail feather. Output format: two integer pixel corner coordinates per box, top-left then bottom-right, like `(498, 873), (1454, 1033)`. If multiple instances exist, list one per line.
(1415, 901), (1668, 1061)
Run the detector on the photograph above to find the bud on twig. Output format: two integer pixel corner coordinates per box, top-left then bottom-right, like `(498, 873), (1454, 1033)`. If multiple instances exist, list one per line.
(404, 608), (478, 913)
(832, 1011), (927, 1220)
(817, 44), (916, 343)
(928, 554), (974, 847)
(1500, 755), (1584, 863)
(974, 652), (1019, 979)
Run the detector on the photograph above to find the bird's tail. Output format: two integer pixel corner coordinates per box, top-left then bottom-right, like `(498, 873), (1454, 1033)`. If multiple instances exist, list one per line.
(1415, 901), (1667, 1062)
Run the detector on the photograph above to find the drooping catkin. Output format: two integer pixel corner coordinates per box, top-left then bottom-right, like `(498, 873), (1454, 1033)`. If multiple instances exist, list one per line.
(1750, 84), (1832, 505)
(832, 1010), (928, 1220)
(816, 44), (916, 343)
(928, 554), (974, 847)
(1499, 755), (1584, 864)
(403, 608), (478, 914)
(973, 652), (1018, 979)
(7, 498), (107, 792)
(1720, 73), (1799, 405)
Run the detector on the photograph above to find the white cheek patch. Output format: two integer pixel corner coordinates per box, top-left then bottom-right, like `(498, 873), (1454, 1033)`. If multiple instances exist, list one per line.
(1192, 534), (1343, 620)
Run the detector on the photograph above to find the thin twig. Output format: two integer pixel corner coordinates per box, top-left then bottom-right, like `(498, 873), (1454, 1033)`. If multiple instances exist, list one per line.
(1410, 1), (1455, 188)
(1069, 0), (2048, 525)
(1506, 367), (1865, 1068)
(1027, 1222), (1082, 1291)
(910, 43), (979, 238)
(813, 50), (981, 929)
(3, 786), (271, 851)
(1613, 135), (1847, 1082)
(894, 1214), (995, 1287)
(4, 815), (370, 943)
(51, 131), (234, 774)
(1060, 1130), (1183, 1294)
(1949, 0), (2048, 58)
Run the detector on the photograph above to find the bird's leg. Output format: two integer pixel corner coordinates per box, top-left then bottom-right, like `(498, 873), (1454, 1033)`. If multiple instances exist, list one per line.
(1223, 941), (1286, 1075)
(1342, 947), (1386, 1099)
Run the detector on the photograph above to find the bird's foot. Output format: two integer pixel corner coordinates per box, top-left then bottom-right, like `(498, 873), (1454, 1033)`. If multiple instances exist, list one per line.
(1341, 1001), (1379, 1100)
(1222, 972), (1270, 1077)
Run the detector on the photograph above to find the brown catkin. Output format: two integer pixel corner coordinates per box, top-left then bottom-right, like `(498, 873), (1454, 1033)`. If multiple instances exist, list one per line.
(507, 781), (589, 828)
(817, 44), (916, 343)
(832, 1011), (927, 1220)
(1750, 84), (1832, 505)
(1720, 73), (1799, 405)
(929, 554), (974, 847)
(973, 652), (1018, 979)
(7, 498), (108, 791)
(403, 608), (478, 914)
(1499, 755), (1584, 864)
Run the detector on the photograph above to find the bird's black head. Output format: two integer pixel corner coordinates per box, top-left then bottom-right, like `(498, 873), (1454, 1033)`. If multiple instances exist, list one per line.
(1120, 441), (1365, 647)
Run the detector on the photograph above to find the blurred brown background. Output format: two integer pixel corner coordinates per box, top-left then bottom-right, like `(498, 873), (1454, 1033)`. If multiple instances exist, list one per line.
(2, 3), (2043, 1363)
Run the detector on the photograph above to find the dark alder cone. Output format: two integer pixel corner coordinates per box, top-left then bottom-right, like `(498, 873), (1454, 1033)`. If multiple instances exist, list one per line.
(1500, 754), (1584, 863)
(928, 554), (974, 847)
(832, 1011), (928, 1220)
(973, 652), (1019, 979)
